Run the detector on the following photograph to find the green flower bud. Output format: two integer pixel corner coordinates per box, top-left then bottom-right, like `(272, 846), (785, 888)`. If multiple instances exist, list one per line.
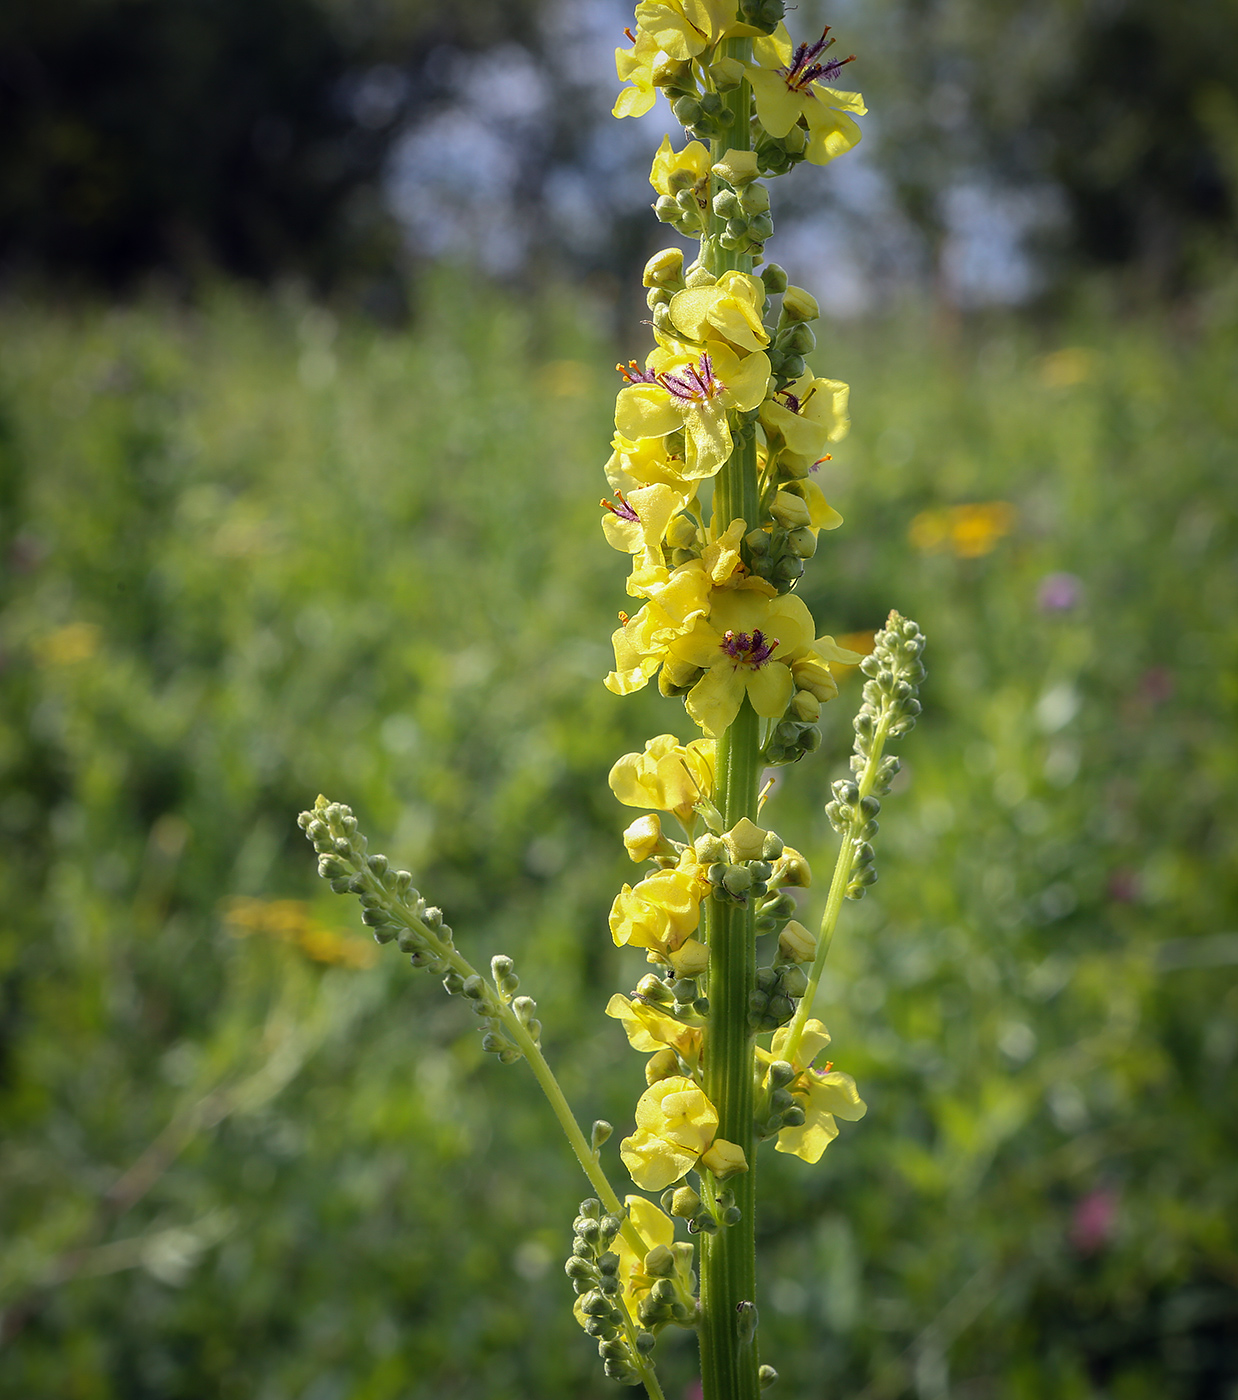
(781, 285), (820, 323)
(785, 526), (817, 560)
(760, 1364), (780, 1389)
(636, 972), (675, 1003)
(671, 1185), (702, 1217)
(644, 1244), (676, 1277)
(591, 1120), (613, 1150)
(761, 263), (788, 294)
(790, 688), (820, 722)
(780, 321), (816, 355)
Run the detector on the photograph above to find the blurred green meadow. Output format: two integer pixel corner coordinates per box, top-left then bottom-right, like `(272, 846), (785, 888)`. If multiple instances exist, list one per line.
(1, 276), (1236, 1399)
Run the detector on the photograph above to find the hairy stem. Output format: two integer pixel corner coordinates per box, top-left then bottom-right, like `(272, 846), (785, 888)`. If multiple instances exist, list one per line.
(699, 37), (763, 1400)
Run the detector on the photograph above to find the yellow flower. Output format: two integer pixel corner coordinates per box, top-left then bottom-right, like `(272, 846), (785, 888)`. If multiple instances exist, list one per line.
(606, 432), (693, 495)
(615, 345), (771, 480)
(746, 29), (867, 166)
(633, 0), (734, 60)
(764, 1019), (867, 1163)
(649, 134), (712, 224)
(609, 733), (716, 821)
(600, 482), (691, 570)
(666, 271), (770, 354)
(759, 373), (850, 475)
(608, 861), (707, 962)
(613, 27), (659, 118)
(672, 589), (818, 737)
(606, 992), (703, 1067)
(612, 1196), (677, 1314)
(605, 564), (713, 695)
(620, 1075), (720, 1190)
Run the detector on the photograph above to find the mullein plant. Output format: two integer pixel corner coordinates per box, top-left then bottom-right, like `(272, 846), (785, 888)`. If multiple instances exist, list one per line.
(298, 4), (925, 1396)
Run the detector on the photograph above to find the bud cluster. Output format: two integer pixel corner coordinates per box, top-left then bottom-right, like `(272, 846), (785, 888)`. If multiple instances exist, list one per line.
(823, 612), (926, 899)
(660, 1180), (742, 1236)
(567, 1200), (650, 1387)
(755, 1058), (809, 1140)
(298, 796), (534, 1064)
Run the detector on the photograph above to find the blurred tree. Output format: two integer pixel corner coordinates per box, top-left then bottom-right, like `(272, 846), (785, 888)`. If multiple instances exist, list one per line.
(845, 0), (1238, 293)
(0, 0), (544, 290)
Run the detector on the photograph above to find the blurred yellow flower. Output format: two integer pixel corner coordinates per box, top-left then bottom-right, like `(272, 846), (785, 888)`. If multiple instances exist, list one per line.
(539, 360), (591, 397)
(909, 501), (1015, 558)
(224, 897), (377, 969)
(1039, 347), (1096, 388)
(33, 622), (100, 666)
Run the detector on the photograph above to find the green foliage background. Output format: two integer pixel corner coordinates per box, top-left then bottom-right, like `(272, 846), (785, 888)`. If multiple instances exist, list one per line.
(1, 276), (1236, 1398)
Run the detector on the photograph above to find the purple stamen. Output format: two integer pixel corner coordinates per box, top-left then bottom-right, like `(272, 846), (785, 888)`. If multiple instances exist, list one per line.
(601, 491), (641, 522)
(618, 359), (659, 385)
(777, 390), (802, 415)
(658, 352), (723, 404)
(720, 628), (779, 668)
(781, 28), (856, 92)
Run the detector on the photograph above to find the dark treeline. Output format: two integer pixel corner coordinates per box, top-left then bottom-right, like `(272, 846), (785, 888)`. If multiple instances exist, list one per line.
(2, 0), (1236, 296)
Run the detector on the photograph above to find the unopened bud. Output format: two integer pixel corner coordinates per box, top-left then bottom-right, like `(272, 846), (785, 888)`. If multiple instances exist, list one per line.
(643, 247), (685, 289)
(671, 1186), (702, 1217)
(668, 937), (709, 978)
(778, 919), (817, 963)
(623, 813), (665, 863)
(645, 1046), (681, 1085)
(724, 817), (768, 863)
(770, 491), (812, 529)
(699, 1138), (748, 1179)
(781, 285), (820, 323)
(790, 689), (821, 723)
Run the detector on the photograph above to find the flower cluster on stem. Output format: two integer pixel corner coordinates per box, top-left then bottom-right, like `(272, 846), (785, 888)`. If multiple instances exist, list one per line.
(297, 6), (925, 1397)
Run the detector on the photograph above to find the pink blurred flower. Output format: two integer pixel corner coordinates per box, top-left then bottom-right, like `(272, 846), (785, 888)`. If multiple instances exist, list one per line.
(1070, 1186), (1118, 1254)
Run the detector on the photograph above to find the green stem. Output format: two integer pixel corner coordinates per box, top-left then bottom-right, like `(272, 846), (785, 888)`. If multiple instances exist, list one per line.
(781, 701), (894, 1065)
(697, 37), (765, 1400)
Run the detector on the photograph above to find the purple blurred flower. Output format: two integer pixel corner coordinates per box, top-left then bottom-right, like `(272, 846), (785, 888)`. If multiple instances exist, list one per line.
(1038, 572), (1082, 612)
(1070, 1186), (1119, 1255)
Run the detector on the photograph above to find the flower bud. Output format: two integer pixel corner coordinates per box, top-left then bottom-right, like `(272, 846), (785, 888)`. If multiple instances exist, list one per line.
(636, 972), (675, 1003)
(665, 513), (698, 549)
(623, 813), (664, 863)
(785, 525), (818, 558)
(644, 1244), (676, 1277)
(772, 847), (812, 887)
(770, 491), (812, 529)
(643, 247), (685, 289)
(700, 1138), (748, 1179)
(712, 149), (761, 186)
(645, 1046), (681, 1085)
(707, 56), (745, 91)
(670, 1185), (702, 1217)
(790, 689), (821, 723)
(724, 817), (768, 862)
(694, 832), (728, 864)
(778, 919), (817, 963)
(781, 285), (820, 323)
(668, 937), (709, 978)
